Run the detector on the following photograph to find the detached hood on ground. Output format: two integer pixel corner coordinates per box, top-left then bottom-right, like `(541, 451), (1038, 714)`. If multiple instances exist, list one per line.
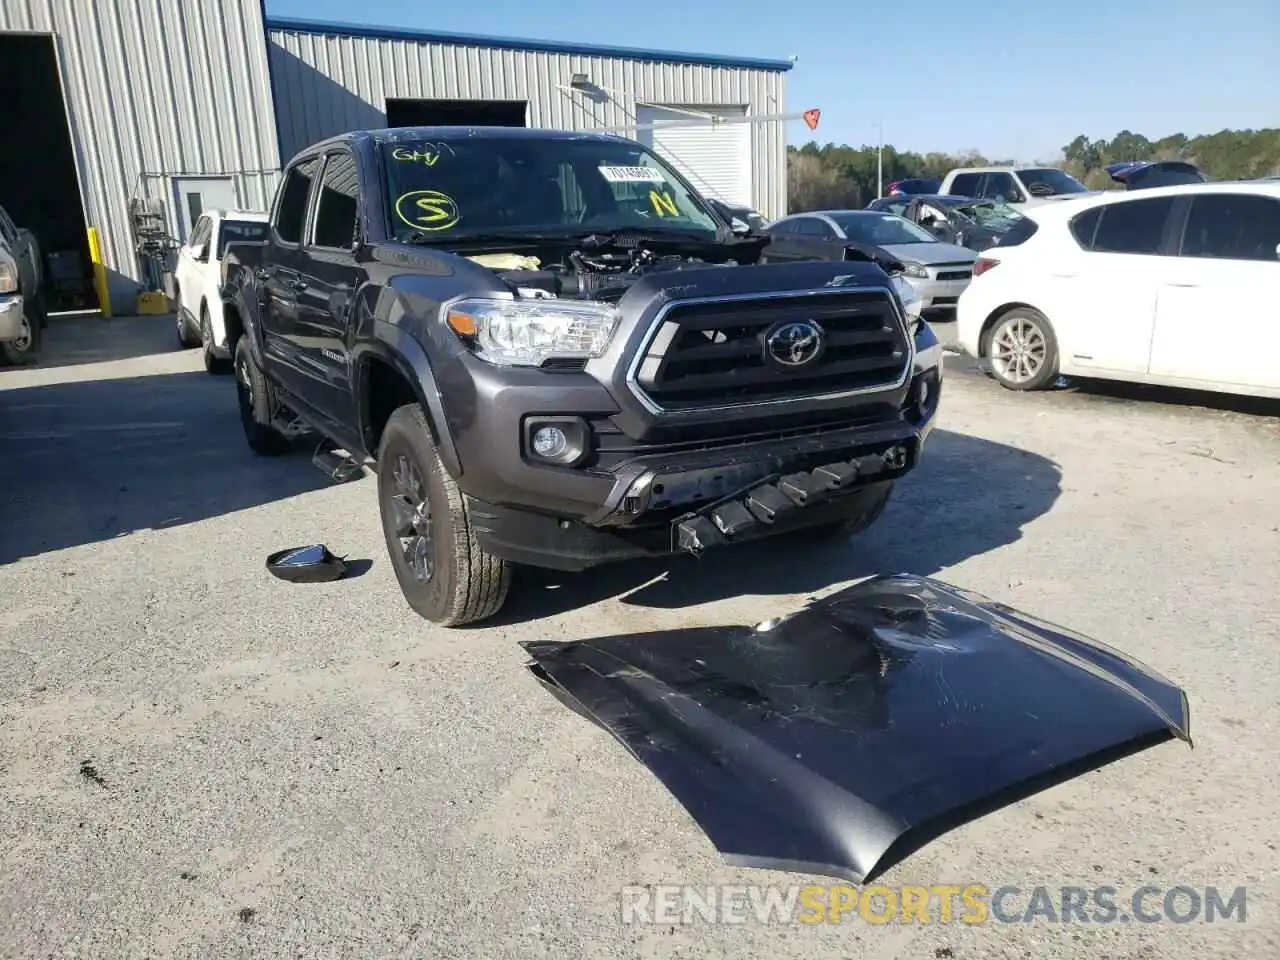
(522, 574), (1191, 883)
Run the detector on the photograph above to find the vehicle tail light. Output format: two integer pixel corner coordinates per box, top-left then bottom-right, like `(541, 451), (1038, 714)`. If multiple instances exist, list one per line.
(972, 257), (1000, 277)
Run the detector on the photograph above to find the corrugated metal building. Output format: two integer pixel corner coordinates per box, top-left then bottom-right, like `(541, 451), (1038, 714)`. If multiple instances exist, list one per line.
(0, 2), (792, 314)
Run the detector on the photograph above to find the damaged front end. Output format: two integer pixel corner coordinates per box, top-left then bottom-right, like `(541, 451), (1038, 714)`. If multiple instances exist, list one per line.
(522, 574), (1191, 883)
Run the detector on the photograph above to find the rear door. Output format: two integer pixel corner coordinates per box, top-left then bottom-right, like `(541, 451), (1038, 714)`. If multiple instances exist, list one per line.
(292, 149), (364, 426)
(261, 157), (322, 397)
(1049, 195), (1176, 374)
(765, 216), (844, 261)
(1149, 191), (1280, 391)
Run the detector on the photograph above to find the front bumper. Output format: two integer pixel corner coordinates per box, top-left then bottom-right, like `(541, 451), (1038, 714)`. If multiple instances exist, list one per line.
(905, 276), (970, 313)
(0, 295), (25, 341)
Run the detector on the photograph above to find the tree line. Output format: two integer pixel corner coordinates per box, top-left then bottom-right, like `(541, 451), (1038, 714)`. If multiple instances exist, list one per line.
(787, 127), (1280, 212)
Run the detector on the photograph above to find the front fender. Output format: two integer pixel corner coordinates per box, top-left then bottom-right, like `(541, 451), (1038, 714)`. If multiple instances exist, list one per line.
(353, 324), (463, 479)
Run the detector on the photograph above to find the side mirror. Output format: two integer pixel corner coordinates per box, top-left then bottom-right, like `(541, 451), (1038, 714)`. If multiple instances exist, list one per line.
(729, 217), (752, 236)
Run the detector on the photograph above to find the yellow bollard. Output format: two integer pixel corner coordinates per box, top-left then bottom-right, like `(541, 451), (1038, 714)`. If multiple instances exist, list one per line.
(86, 227), (112, 318)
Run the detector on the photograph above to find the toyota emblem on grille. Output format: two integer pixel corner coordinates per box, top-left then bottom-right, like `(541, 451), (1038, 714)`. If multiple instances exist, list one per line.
(764, 319), (826, 369)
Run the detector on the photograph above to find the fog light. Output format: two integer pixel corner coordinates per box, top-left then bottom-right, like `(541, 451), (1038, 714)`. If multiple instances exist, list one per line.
(532, 426), (569, 459)
(524, 416), (589, 466)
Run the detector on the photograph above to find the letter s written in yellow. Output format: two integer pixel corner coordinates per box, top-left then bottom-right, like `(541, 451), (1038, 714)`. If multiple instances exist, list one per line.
(797, 885), (827, 924)
(961, 885), (989, 924)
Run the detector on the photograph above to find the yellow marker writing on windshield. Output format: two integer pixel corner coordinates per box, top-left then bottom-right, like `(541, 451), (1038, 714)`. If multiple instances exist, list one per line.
(394, 190), (460, 232)
(649, 190), (678, 217)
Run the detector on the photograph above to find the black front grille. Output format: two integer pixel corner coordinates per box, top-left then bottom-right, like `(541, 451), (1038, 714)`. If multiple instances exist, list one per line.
(936, 269), (972, 282)
(629, 290), (910, 411)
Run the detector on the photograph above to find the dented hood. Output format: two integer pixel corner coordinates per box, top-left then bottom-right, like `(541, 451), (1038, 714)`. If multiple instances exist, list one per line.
(522, 574), (1190, 882)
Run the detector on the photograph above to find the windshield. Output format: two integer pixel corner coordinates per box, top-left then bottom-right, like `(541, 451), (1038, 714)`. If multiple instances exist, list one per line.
(832, 213), (937, 245)
(1020, 168), (1089, 197)
(953, 200), (1025, 231)
(381, 137), (719, 242)
(217, 220), (269, 258)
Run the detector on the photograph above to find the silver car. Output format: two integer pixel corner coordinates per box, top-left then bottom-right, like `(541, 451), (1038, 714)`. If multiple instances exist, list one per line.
(762, 210), (978, 315)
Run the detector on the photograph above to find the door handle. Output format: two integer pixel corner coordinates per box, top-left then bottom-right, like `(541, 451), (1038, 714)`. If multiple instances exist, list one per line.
(289, 279), (309, 291)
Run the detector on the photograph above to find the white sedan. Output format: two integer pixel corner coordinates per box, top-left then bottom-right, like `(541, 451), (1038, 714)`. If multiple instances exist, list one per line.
(955, 181), (1280, 399)
(174, 209), (268, 373)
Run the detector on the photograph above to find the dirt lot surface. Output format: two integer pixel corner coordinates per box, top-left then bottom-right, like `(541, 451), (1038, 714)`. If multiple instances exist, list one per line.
(2, 316), (1278, 959)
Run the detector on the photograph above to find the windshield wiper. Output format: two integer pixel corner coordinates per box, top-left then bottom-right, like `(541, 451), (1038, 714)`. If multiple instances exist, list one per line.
(400, 230), (577, 246)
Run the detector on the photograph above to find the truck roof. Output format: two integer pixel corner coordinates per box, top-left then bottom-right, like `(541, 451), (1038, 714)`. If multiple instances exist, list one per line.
(300, 125), (632, 157)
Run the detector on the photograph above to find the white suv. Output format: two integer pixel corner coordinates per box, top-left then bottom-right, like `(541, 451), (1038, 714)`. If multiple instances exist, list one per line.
(956, 181), (1280, 399)
(174, 209), (268, 372)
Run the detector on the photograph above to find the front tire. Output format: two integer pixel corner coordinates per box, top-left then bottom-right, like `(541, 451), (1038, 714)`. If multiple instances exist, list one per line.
(0, 296), (43, 365)
(233, 336), (290, 456)
(200, 305), (231, 374)
(377, 403), (511, 627)
(982, 307), (1059, 391)
(175, 294), (201, 349)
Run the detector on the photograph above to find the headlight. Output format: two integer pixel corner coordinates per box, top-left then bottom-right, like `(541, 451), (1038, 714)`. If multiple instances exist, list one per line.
(891, 276), (923, 320)
(443, 296), (620, 367)
(0, 259), (17, 294)
(903, 262), (929, 279)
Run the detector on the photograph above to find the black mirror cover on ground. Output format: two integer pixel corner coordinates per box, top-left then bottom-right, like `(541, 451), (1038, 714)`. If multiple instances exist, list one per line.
(265, 544), (350, 583)
(521, 573), (1191, 883)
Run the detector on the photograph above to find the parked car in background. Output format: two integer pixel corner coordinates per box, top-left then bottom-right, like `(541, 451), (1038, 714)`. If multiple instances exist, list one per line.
(956, 181), (1280, 397)
(0, 203), (46, 364)
(762, 210), (977, 316)
(1106, 160), (1207, 190)
(939, 166), (1097, 208)
(886, 178), (942, 197)
(866, 194), (1028, 252)
(173, 208), (268, 372)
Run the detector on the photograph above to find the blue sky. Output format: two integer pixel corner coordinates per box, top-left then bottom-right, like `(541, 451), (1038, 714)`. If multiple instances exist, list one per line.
(267, 0), (1278, 161)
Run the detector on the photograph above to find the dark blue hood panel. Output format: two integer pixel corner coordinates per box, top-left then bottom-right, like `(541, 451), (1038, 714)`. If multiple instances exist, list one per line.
(522, 573), (1191, 882)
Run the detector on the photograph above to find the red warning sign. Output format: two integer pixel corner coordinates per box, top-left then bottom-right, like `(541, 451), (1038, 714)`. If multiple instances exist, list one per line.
(803, 108), (820, 130)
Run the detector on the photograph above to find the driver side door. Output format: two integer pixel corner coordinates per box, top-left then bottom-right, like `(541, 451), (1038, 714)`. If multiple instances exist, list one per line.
(763, 216), (843, 262)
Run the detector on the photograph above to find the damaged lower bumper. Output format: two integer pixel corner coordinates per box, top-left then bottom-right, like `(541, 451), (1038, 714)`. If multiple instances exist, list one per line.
(521, 574), (1191, 883)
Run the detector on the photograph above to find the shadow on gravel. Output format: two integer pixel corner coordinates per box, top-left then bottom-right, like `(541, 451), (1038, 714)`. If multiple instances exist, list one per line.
(0, 313), (186, 371)
(494, 428), (1062, 623)
(1057, 376), (1280, 420)
(0, 371), (329, 565)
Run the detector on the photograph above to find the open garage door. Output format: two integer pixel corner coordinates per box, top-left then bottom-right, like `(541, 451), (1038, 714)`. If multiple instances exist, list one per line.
(634, 104), (752, 208)
(0, 32), (96, 311)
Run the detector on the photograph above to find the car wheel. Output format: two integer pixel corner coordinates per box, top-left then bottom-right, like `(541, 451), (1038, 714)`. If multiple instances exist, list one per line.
(233, 336), (290, 456)
(176, 295), (201, 349)
(983, 307), (1059, 391)
(0, 296), (43, 365)
(377, 402), (511, 627)
(200, 305), (231, 375)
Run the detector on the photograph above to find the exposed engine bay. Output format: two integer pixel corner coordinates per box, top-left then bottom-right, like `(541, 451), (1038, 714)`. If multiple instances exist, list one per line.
(469, 231), (909, 304)
(469, 231), (768, 303)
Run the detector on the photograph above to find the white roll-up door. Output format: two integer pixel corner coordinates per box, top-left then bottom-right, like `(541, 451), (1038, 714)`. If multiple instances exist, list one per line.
(634, 104), (753, 208)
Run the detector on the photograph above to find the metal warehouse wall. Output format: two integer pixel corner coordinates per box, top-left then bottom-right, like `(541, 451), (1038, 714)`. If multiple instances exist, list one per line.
(267, 27), (788, 220)
(0, 0), (281, 311)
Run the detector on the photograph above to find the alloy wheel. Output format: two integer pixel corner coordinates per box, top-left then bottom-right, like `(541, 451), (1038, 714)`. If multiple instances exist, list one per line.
(990, 315), (1047, 384)
(389, 454), (434, 583)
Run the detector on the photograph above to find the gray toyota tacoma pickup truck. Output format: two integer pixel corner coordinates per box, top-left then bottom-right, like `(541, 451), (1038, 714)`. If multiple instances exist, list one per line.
(221, 126), (943, 626)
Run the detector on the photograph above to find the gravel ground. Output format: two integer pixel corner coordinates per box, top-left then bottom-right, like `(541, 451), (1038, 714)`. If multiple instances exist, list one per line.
(2, 315), (1277, 960)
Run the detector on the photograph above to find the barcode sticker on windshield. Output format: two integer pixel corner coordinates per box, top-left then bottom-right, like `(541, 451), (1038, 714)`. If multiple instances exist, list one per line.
(598, 165), (666, 183)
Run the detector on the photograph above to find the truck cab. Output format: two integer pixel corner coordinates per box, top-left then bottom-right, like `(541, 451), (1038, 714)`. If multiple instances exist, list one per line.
(940, 166), (1098, 209)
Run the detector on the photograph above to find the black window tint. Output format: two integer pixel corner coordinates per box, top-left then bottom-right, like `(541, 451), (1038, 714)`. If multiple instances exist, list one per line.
(217, 220), (269, 258)
(996, 217), (1039, 248)
(1069, 207), (1102, 249)
(950, 173), (981, 196)
(1181, 194), (1280, 261)
(312, 153), (360, 249)
(981, 173), (1020, 202)
(275, 158), (320, 244)
(1092, 197), (1175, 255)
